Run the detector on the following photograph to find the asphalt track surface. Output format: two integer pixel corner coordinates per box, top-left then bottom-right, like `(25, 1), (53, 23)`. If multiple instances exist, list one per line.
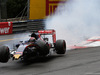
(0, 33), (100, 75)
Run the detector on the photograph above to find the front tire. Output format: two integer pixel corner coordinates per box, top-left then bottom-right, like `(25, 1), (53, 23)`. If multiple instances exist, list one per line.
(55, 40), (66, 54)
(0, 46), (10, 63)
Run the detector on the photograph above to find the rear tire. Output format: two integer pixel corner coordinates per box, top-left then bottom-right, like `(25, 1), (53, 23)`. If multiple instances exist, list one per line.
(0, 46), (10, 63)
(36, 40), (49, 56)
(55, 40), (66, 54)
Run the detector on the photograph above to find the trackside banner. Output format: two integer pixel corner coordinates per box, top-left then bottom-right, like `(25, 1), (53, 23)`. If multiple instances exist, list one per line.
(0, 22), (13, 35)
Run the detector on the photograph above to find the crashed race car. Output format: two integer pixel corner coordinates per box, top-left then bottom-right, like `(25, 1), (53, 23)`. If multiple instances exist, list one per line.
(0, 29), (66, 63)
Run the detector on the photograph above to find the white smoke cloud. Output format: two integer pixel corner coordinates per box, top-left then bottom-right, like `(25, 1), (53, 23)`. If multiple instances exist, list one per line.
(45, 0), (100, 46)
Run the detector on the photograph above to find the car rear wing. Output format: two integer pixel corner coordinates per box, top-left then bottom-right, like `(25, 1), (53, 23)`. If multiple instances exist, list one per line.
(38, 29), (56, 43)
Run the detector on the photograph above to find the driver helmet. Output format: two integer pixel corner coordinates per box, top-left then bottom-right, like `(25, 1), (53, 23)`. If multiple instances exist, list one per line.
(29, 37), (36, 42)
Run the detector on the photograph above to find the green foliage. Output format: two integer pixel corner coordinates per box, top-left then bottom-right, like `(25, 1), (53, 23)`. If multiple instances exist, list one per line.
(7, 0), (27, 18)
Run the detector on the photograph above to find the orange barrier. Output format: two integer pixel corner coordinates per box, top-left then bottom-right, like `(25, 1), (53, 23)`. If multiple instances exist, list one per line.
(0, 22), (13, 35)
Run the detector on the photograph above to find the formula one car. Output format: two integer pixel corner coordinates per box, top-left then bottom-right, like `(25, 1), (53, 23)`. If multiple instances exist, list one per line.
(0, 29), (66, 63)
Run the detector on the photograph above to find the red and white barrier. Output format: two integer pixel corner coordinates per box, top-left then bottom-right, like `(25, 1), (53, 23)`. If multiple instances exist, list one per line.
(68, 36), (100, 50)
(0, 22), (13, 35)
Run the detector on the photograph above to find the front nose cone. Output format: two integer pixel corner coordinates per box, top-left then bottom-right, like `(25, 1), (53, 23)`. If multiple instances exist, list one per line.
(13, 54), (21, 60)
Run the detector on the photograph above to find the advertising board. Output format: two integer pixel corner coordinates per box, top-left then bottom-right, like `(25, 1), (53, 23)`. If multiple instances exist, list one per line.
(0, 22), (13, 35)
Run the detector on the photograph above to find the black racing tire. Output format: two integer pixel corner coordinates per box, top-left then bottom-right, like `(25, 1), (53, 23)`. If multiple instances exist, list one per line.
(0, 46), (10, 63)
(36, 40), (49, 56)
(55, 40), (66, 54)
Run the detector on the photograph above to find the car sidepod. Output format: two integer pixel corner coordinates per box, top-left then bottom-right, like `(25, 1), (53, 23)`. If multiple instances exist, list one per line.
(35, 40), (49, 56)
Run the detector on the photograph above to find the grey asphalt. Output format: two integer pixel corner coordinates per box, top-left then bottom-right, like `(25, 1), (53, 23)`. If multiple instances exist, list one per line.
(0, 33), (100, 75)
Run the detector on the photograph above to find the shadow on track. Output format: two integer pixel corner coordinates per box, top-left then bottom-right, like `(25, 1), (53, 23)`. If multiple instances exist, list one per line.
(18, 55), (65, 65)
(0, 54), (66, 71)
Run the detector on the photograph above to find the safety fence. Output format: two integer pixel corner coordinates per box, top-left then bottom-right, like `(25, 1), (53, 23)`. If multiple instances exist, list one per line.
(0, 19), (45, 35)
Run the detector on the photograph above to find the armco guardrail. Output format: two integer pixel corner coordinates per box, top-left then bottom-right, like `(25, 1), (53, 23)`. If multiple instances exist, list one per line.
(27, 19), (45, 32)
(12, 19), (45, 33)
(13, 21), (27, 33)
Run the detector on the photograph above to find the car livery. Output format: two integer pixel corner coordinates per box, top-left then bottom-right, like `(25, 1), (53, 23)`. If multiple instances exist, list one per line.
(0, 29), (66, 63)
